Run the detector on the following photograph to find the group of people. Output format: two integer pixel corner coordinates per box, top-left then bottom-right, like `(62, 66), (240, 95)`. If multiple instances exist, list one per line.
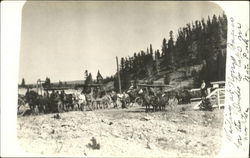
(20, 80), (208, 114)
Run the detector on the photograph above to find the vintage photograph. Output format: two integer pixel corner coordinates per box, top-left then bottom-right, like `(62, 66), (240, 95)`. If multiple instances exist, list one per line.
(17, 1), (227, 157)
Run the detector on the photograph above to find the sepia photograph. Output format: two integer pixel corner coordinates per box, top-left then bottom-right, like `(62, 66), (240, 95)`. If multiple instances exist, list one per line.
(1, 1), (248, 157)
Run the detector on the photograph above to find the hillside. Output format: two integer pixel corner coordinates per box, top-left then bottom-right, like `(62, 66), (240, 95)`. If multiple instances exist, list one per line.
(112, 13), (227, 91)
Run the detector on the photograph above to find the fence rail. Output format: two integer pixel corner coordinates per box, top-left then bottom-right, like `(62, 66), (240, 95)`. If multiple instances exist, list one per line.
(193, 88), (225, 110)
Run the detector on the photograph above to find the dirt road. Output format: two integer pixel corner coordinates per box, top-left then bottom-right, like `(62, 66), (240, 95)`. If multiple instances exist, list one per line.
(17, 103), (224, 157)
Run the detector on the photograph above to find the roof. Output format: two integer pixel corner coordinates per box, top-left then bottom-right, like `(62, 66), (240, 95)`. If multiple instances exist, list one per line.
(210, 81), (225, 85)
(137, 84), (173, 88)
(75, 83), (104, 87)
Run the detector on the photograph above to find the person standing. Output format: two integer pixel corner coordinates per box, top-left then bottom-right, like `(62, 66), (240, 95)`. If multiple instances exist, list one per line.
(200, 80), (206, 99)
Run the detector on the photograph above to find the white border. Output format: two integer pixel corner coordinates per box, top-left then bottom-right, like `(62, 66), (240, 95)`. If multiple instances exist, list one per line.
(1, 1), (249, 157)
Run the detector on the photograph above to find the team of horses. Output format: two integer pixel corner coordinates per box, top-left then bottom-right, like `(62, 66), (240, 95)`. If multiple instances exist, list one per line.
(17, 88), (191, 115)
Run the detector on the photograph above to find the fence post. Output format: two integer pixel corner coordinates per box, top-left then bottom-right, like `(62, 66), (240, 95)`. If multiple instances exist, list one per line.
(217, 89), (220, 109)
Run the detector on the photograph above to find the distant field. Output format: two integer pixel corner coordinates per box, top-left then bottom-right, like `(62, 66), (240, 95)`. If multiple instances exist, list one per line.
(17, 103), (224, 157)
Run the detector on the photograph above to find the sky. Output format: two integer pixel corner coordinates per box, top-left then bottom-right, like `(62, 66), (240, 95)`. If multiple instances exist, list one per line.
(18, 1), (224, 84)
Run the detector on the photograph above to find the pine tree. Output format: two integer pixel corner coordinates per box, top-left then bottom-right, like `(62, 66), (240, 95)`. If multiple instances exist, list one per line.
(162, 38), (167, 57)
(155, 50), (160, 75)
(59, 80), (63, 87)
(84, 70), (88, 80)
(120, 57), (125, 71)
(150, 44), (153, 55)
(43, 77), (51, 89)
(167, 30), (174, 69)
(88, 73), (93, 84)
(85, 73), (93, 86)
(21, 78), (25, 87)
(96, 70), (103, 83)
(112, 13), (227, 87)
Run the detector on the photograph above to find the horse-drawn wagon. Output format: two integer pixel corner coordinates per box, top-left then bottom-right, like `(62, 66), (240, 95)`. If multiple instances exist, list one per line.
(136, 83), (180, 111)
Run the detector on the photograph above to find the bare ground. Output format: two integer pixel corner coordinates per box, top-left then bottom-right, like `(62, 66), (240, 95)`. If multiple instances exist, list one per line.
(17, 103), (224, 157)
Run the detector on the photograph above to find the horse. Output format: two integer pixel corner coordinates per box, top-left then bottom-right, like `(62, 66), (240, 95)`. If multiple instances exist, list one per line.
(138, 88), (157, 112)
(22, 90), (51, 114)
(63, 94), (74, 111)
(127, 89), (142, 107)
(110, 91), (119, 108)
(25, 90), (39, 112)
(36, 94), (50, 114)
(85, 91), (95, 111)
(96, 93), (112, 109)
(103, 94), (113, 108)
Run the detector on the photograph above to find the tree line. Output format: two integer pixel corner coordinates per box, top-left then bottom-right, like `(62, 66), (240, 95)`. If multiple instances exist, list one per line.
(116, 13), (227, 90)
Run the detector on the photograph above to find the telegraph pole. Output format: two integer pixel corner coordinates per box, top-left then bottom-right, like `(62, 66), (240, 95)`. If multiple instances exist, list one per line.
(116, 56), (122, 93)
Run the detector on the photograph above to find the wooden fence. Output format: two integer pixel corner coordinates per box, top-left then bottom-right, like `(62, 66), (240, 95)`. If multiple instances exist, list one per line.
(193, 88), (225, 110)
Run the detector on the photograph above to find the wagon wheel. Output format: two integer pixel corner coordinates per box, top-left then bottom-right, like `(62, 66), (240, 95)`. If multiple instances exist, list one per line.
(135, 97), (143, 106)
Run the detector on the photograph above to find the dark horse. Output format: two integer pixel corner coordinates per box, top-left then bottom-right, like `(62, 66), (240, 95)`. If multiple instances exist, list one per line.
(62, 94), (74, 111)
(24, 90), (51, 114)
(138, 88), (158, 112)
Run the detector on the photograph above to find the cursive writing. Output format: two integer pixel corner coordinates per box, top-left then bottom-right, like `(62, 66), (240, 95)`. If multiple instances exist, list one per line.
(224, 17), (249, 151)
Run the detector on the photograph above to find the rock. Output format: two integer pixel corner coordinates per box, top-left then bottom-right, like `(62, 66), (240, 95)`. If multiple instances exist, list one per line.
(109, 122), (113, 125)
(51, 129), (55, 134)
(53, 114), (61, 119)
(181, 107), (186, 111)
(140, 117), (151, 121)
(171, 119), (180, 123)
(185, 140), (191, 145)
(201, 143), (207, 146)
(177, 129), (187, 134)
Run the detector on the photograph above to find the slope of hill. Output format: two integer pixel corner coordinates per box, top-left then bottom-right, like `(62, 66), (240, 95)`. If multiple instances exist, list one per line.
(113, 13), (227, 91)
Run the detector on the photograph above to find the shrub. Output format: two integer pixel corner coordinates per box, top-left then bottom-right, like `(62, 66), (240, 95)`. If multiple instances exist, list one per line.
(199, 98), (213, 111)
